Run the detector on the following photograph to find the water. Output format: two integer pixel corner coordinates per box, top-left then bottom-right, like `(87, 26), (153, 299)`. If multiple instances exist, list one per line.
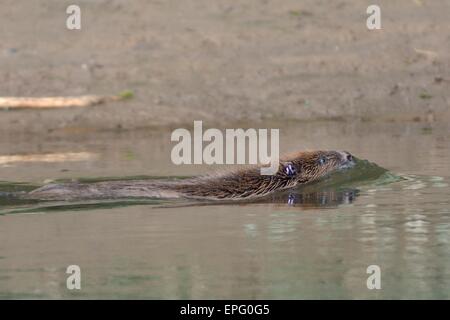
(0, 121), (449, 299)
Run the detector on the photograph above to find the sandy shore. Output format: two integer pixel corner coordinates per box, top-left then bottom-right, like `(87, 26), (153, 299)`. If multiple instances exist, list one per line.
(1, 0), (449, 134)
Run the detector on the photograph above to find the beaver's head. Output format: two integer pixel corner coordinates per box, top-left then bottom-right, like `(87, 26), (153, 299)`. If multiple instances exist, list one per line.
(170, 150), (356, 200)
(278, 150), (355, 185)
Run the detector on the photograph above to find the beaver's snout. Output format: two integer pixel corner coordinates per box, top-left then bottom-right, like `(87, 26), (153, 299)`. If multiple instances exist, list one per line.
(339, 151), (355, 168)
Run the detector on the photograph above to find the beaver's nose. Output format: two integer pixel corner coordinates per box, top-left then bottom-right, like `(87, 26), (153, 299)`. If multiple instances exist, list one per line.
(341, 151), (354, 162)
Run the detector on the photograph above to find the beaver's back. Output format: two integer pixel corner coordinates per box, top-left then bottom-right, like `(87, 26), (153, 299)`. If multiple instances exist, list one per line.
(26, 180), (181, 201)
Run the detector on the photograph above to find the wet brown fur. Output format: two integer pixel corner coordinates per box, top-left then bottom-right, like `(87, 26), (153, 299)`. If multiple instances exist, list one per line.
(27, 150), (353, 201)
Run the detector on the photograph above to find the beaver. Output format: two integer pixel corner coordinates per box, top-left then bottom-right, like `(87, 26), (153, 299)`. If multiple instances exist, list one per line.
(25, 150), (355, 201)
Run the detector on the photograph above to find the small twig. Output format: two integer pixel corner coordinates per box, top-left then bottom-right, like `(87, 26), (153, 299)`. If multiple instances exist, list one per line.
(0, 152), (96, 165)
(0, 91), (133, 109)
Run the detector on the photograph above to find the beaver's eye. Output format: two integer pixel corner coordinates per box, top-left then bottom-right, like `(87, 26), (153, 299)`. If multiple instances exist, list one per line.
(287, 193), (296, 206)
(284, 163), (296, 177)
(318, 157), (327, 165)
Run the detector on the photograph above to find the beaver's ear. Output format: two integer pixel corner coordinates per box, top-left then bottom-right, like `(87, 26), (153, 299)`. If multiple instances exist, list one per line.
(281, 162), (299, 177)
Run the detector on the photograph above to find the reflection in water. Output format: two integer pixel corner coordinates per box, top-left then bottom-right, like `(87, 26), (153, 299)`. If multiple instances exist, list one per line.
(0, 122), (449, 299)
(0, 188), (359, 215)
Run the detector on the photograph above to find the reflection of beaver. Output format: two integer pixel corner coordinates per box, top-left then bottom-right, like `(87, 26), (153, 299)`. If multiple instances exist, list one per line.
(26, 150), (355, 201)
(260, 188), (359, 207)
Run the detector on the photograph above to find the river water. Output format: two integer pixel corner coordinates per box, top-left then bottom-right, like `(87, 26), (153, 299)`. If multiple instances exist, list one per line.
(0, 121), (449, 299)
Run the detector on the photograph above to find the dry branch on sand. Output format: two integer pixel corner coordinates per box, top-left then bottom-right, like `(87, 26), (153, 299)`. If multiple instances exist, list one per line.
(0, 91), (133, 109)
